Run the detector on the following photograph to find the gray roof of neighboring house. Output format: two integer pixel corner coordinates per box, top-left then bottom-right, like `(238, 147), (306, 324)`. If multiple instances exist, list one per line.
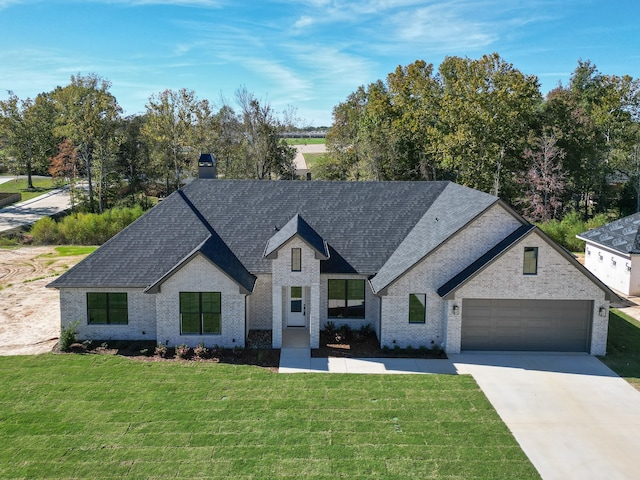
(577, 212), (640, 255)
(49, 179), (500, 290)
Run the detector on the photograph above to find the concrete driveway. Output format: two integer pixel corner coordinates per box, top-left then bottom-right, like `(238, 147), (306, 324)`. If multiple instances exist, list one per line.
(452, 354), (640, 480)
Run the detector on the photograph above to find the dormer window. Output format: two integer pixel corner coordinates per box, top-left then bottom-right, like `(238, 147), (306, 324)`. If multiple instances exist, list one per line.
(291, 248), (301, 272)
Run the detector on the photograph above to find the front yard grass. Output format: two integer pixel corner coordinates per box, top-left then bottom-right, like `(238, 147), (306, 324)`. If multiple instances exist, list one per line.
(601, 309), (640, 390)
(0, 176), (60, 202)
(0, 355), (539, 479)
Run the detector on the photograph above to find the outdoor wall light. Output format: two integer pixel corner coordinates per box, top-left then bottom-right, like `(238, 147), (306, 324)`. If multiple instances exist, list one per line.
(627, 263), (631, 272)
(452, 305), (459, 314)
(598, 253), (603, 260)
(599, 306), (607, 317)
(611, 257), (616, 266)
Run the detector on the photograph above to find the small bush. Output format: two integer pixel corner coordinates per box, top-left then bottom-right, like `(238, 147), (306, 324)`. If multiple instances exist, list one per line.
(324, 321), (336, 335)
(194, 343), (209, 359)
(59, 320), (80, 352)
(154, 343), (167, 358)
(175, 344), (191, 359)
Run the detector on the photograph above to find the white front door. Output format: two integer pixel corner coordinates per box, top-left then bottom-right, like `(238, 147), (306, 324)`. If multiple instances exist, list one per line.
(287, 286), (306, 327)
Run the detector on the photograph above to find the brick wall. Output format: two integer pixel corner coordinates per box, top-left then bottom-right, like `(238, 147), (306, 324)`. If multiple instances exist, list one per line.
(59, 287), (156, 342)
(247, 274), (272, 330)
(155, 254), (246, 348)
(380, 203), (522, 349)
(450, 231), (609, 355)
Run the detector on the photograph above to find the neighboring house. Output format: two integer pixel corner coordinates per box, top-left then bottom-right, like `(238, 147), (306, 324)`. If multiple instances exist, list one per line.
(577, 212), (640, 296)
(48, 166), (616, 355)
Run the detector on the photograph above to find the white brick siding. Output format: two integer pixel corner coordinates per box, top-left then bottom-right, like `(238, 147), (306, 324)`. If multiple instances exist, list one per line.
(583, 243), (640, 296)
(450, 232), (609, 355)
(270, 238), (321, 348)
(247, 274), (272, 330)
(380, 203), (522, 349)
(59, 287), (156, 342)
(155, 254), (246, 348)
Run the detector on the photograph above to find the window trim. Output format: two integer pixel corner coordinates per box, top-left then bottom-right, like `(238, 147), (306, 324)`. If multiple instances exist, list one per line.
(180, 292), (222, 335)
(523, 246), (538, 275)
(327, 279), (366, 319)
(87, 292), (128, 325)
(291, 247), (302, 272)
(408, 293), (426, 324)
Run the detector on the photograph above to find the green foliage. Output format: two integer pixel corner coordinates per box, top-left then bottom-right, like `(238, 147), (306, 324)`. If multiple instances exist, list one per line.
(537, 211), (609, 251)
(59, 320), (79, 352)
(30, 204), (145, 245)
(601, 310), (640, 390)
(0, 176), (60, 201)
(0, 355), (539, 478)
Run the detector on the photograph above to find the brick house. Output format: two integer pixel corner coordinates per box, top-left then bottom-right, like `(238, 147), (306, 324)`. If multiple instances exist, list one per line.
(48, 176), (616, 355)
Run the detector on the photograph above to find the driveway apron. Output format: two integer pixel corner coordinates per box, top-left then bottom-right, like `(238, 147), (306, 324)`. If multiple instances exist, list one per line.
(452, 354), (640, 480)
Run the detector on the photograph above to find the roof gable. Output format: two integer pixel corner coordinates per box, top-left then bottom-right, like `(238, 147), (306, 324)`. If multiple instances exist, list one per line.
(439, 226), (618, 301)
(264, 214), (329, 259)
(370, 182), (499, 293)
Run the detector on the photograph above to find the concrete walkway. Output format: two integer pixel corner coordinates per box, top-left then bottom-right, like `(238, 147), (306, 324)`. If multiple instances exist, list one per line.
(279, 352), (640, 479)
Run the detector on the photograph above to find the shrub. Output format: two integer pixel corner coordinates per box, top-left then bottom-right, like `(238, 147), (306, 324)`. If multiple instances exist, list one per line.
(324, 321), (336, 335)
(154, 343), (167, 358)
(194, 343), (209, 359)
(31, 217), (58, 245)
(59, 320), (80, 352)
(175, 344), (191, 359)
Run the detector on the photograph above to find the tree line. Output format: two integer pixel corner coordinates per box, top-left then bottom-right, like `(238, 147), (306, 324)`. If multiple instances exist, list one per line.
(0, 76), (297, 213)
(2, 53), (640, 224)
(321, 53), (640, 222)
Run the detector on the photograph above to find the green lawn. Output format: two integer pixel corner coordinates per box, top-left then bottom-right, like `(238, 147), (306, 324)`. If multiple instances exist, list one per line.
(44, 245), (98, 257)
(302, 152), (327, 170)
(286, 138), (326, 145)
(601, 309), (640, 390)
(0, 355), (539, 479)
(0, 176), (61, 202)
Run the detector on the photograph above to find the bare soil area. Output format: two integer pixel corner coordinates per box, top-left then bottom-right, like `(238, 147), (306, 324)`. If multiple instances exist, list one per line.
(0, 246), (88, 355)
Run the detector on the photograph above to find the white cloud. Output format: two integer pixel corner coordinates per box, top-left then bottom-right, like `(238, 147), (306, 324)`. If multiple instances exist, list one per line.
(293, 15), (314, 29)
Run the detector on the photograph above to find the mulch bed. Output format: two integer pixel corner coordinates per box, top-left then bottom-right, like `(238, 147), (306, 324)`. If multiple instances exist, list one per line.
(55, 330), (280, 371)
(312, 330), (447, 359)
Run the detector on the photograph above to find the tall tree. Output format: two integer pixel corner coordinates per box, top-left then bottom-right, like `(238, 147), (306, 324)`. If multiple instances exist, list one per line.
(518, 134), (567, 222)
(0, 92), (57, 188)
(438, 53), (542, 200)
(142, 88), (211, 194)
(235, 88), (296, 179)
(51, 74), (121, 212)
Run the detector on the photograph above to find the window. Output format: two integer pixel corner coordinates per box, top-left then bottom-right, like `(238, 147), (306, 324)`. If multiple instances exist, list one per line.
(180, 292), (221, 335)
(291, 248), (301, 272)
(523, 247), (538, 275)
(87, 292), (128, 325)
(409, 294), (426, 323)
(328, 279), (365, 318)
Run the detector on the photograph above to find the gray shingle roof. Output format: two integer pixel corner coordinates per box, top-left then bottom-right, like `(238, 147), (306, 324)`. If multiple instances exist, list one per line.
(48, 180), (499, 290)
(577, 212), (640, 254)
(264, 214), (329, 259)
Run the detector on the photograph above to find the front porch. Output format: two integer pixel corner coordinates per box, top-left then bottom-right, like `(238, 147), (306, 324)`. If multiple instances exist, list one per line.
(282, 327), (310, 348)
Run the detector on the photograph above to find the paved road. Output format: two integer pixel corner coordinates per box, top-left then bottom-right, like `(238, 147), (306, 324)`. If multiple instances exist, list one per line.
(0, 187), (71, 232)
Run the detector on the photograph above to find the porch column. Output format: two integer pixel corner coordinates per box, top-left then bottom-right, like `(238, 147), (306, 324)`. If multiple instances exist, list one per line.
(310, 282), (320, 348)
(272, 286), (283, 348)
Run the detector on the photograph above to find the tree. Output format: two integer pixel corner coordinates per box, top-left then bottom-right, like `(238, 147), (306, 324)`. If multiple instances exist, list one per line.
(51, 74), (121, 212)
(0, 91), (57, 188)
(438, 53), (542, 201)
(518, 134), (567, 222)
(235, 88), (296, 179)
(142, 88), (212, 194)
(49, 138), (82, 209)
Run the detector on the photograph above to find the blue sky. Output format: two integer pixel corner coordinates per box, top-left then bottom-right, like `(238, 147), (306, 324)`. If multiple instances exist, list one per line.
(1, 1), (639, 126)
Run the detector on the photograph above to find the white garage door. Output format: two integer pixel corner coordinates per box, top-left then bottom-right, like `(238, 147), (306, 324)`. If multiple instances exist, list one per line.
(461, 299), (592, 352)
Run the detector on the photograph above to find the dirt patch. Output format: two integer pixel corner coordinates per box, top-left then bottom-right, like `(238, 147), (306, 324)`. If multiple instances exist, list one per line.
(0, 246), (89, 355)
